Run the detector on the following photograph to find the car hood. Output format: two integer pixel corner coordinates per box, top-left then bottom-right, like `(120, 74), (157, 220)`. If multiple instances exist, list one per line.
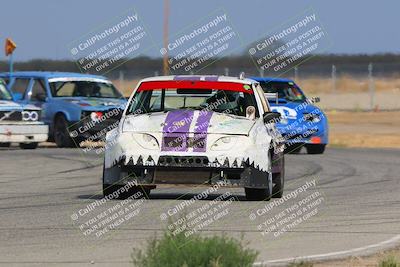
(123, 110), (256, 135)
(0, 100), (40, 111)
(58, 97), (125, 110)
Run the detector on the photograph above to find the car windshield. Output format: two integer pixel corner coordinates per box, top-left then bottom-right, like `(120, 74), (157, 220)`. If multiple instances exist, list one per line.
(49, 81), (123, 98)
(259, 81), (306, 102)
(127, 81), (259, 118)
(0, 82), (12, 101)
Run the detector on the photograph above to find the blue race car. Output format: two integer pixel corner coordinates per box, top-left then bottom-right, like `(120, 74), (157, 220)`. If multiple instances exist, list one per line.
(0, 72), (127, 148)
(251, 77), (328, 154)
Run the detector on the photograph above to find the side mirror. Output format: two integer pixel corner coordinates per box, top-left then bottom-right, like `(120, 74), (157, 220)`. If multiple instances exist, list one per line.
(263, 112), (281, 124)
(311, 96), (320, 103)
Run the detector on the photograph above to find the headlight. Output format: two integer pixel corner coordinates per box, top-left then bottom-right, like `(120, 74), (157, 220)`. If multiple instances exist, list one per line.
(211, 136), (235, 151)
(134, 133), (159, 150)
(303, 113), (321, 123)
(21, 110), (40, 121)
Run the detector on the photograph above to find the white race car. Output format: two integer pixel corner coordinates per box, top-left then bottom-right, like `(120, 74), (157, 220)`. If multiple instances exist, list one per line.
(0, 79), (48, 149)
(103, 75), (285, 200)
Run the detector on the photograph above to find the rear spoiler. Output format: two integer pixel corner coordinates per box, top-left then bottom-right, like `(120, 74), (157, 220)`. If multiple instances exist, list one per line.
(264, 93), (279, 104)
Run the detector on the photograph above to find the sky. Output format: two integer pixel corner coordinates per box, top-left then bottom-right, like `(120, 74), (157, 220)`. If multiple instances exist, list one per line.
(0, 0), (397, 61)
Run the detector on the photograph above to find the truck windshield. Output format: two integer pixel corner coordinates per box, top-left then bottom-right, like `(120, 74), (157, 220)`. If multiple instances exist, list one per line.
(49, 81), (123, 98)
(0, 83), (12, 101)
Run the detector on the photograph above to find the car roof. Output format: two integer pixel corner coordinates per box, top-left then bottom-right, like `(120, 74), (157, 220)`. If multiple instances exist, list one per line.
(0, 71), (108, 80)
(250, 77), (295, 83)
(140, 75), (256, 85)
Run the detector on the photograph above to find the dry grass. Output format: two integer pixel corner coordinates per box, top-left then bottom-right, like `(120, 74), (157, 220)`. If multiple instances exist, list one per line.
(327, 111), (400, 148)
(297, 76), (400, 94)
(313, 246), (400, 267)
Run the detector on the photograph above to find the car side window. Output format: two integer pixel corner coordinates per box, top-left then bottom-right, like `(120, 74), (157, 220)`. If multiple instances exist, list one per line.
(11, 78), (30, 100)
(30, 79), (47, 101)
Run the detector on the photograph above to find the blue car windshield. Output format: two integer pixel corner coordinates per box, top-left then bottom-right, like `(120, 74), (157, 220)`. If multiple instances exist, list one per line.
(49, 81), (123, 98)
(259, 81), (306, 102)
(0, 82), (12, 100)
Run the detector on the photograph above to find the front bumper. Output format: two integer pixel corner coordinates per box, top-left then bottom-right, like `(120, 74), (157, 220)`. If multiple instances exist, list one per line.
(277, 124), (328, 145)
(104, 155), (271, 189)
(0, 123), (48, 143)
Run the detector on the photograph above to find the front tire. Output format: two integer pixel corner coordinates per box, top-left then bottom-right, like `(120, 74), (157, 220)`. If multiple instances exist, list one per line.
(54, 115), (75, 148)
(19, 143), (38, 149)
(306, 144), (326, 154)
(245, 187), (271, 201)
(272, 156), (285, 198)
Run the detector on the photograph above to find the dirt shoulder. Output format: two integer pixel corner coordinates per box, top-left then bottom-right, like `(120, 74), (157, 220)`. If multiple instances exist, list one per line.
(310, 246), (400, 267)
(327, 111), (400, 149)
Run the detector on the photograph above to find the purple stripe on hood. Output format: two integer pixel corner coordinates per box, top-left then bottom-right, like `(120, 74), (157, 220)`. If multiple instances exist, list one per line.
(193, 111), (213, 152)
(161, 110), (194, 152)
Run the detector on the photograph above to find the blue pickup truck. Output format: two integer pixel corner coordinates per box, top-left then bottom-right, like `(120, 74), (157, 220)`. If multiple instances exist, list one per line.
(251, 77), (328, 154)
(0, 72), (127, 148)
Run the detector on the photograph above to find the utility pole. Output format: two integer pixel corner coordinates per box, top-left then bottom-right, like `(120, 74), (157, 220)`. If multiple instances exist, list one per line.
(163, 0), (170, 75)
(368, 63), (375, 110)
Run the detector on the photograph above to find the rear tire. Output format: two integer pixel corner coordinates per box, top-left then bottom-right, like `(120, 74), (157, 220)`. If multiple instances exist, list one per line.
(285, 144), (303, 154)
(306, 144), (326, 154)
(0, 143), (11, 148)
(19, 143), (38, 149)
(54, 115), (75, 148)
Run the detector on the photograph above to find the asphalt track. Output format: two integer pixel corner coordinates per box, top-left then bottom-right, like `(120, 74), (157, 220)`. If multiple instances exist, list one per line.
(0, 147), (399, 266)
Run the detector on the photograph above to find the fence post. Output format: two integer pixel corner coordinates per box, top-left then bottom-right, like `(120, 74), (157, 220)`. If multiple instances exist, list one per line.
(119, 70), (124, 92)
(368, 63), (374, 110)
(332, 64), (336, 93)
(224, 67), (229, 76)
(259, 67), (264, 77)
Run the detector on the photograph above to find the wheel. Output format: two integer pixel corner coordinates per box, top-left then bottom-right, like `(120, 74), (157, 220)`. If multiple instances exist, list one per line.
(19, 143), (38, 149)
(54, 115), (75, 148)
(103, 184), (150, 199)
(103, 184), (124, 199)
(306, 144), (326, 154)
(272, 156), (285, 198)
(245, 188), (271, 201)
(285, 144), (303, 154)
(0, 143), (11, 148)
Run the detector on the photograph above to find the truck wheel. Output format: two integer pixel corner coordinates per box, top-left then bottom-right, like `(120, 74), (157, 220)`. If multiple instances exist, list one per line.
(19, 143), (38, 149)
(0, 143), (10, 148)
(306, 144), (326, 154)
(54, 115), (74, 148)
